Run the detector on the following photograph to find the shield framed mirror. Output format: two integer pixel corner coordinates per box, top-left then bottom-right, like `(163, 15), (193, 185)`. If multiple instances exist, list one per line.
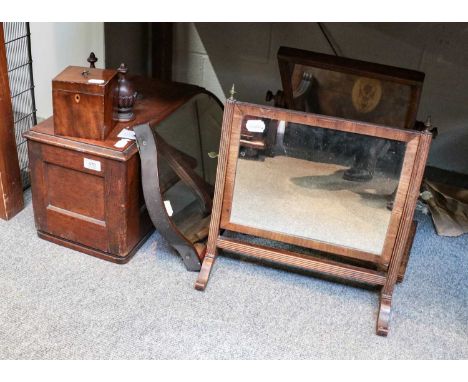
(195, 99), (432, 336)
(134, 91), (223, 271)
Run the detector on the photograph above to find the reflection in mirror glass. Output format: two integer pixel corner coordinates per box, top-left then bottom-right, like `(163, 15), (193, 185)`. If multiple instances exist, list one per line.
(290, 65), (413, 129)
(231, 117), (406, 255)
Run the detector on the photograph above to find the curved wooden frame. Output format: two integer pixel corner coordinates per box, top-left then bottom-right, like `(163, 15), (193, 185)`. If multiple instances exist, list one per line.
(195, 100), (432, 336)
(135, 123), (213, 271)
(130, 87), (223, 271)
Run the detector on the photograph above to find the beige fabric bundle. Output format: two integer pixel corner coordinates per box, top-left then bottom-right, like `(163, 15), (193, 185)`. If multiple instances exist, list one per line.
(422, 180), (468, 237)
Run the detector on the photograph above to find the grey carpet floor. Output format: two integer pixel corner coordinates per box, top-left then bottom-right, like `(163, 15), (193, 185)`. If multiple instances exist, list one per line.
(0, 190), (466, 359)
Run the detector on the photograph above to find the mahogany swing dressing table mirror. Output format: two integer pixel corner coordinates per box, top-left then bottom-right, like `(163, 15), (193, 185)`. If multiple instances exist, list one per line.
(195, 98), (431, 336)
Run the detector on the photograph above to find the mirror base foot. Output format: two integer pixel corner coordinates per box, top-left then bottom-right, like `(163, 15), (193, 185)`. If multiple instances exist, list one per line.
(376, 293), (392, 336)
(194, 253), (216, 291)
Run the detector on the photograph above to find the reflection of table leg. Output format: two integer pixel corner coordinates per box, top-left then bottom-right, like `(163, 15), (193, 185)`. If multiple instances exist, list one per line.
(397, 220), (417, 283)
(194, 250), (217, 291)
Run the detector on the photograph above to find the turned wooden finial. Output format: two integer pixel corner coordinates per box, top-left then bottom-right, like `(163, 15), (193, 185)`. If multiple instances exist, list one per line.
(113, 62), (137, 122)
(424, 115), (439, 138)
(117, 62), (128, 75)
(229, 84), (236, 100)
(424, 115), (432, 130)
(87, 52), (98, 68)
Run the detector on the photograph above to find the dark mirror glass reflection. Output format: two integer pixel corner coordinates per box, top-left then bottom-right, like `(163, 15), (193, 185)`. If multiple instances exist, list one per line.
(230, 117), (406, 255)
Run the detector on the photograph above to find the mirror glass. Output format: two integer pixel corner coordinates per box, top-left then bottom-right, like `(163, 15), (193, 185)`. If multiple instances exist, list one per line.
(229, 116), (406, 255)
(289, 64), (413, 129)
(155, 94), (222, 235)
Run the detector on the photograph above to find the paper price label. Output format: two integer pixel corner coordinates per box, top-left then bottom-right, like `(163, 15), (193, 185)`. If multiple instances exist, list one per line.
(246, 119), (266, 133)
(164, 200), (174, 217)
(88, 79), (105, 84)
(83, 158), (101, 172)
(117, 128), (136, 140)
(114, 139), (130, 148)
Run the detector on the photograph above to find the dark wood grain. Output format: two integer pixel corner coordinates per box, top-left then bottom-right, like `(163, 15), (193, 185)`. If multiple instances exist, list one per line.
(377, 132), (432, 336)
(379, 137), (419, 265)
(52, 66), (118, 140)
(28, 76), (207, 157)
(27, 138), (153, 261)
(195, 100), (236, 290)
(25, 76), (210, 263)
(278, 46), (425, 87)
(277, 46), (424, 130)
(217, 237), (387, 285)
(0, 23), (24, 220)
(397, 220), (417, 283)
(232, 103), (420, 142)
(37, 230), (152, 264)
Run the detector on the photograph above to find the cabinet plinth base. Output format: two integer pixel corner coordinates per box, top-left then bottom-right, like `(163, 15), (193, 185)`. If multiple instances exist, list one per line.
(37, 229), (154, 264)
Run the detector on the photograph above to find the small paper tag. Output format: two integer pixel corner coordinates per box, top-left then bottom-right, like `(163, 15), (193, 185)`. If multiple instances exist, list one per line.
(114, 138), (130, 148)
(88, 79), (105, 84)
(246, 119), (266, 133)
(164, 200), (173, 217)
(117, 128), (136, 140)
(83, 158), (101, 172)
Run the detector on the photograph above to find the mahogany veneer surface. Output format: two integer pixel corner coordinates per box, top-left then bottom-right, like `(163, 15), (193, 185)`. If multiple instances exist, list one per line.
(25, 77), (206, 263)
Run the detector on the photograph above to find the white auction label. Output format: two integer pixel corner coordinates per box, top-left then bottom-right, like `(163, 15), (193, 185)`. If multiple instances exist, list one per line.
(88, 79), (105, 84)
(83, 158), (101, 172)
(164, 200), (174, 217)
(117, 128), (136, 140)
(246, 119), (266, 133)
(114, 138), (130, 148)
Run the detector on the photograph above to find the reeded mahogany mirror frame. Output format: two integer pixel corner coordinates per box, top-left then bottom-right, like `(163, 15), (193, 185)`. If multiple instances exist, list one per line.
(195, 99), (432, 336)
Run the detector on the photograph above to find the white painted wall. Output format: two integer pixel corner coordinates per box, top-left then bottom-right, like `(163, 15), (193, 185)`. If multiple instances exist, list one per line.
(27, 22), (467, 173)
(30, 22), (105, 120)
(173, 23), (468, 174)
